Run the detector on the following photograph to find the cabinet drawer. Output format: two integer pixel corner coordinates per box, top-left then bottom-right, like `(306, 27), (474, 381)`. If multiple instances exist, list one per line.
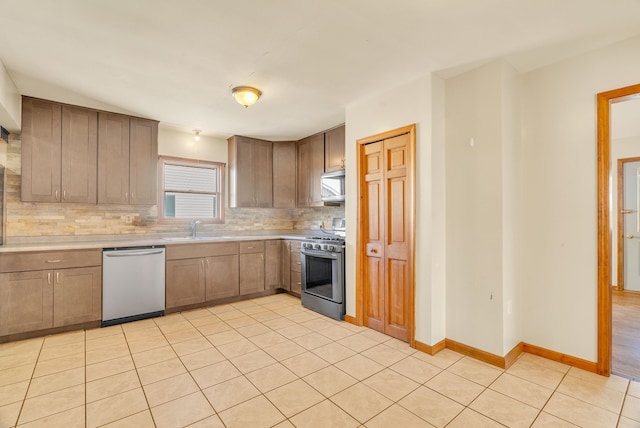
(166, 242), (238, 260)
(290, 251), (302, 272)
(290, 271), (301, 294)
(290, 241), (301, 251)
(0, 249), (102, 273)
(239, 241), (265, 254)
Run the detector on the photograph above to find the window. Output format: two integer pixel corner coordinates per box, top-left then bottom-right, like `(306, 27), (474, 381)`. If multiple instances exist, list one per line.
(158, 156), (225, 223)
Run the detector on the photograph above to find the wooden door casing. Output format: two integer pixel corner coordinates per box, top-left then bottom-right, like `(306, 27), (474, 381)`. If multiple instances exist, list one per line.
(357, 125), (416, 345)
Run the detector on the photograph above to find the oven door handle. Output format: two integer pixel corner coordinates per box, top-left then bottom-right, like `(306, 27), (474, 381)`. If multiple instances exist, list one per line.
(301, 249), (340, 259)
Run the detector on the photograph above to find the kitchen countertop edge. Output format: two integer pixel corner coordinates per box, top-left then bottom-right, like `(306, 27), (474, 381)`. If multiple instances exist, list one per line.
(0, 230), (328, 253)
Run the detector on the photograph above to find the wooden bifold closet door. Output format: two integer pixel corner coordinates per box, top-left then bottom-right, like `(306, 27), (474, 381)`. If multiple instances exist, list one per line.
(358, 125), (415, 343)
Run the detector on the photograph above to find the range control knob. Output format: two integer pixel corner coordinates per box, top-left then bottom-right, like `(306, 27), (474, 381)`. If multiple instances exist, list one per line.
(314, 244), (321, 250)
(327, 245), (335, 252)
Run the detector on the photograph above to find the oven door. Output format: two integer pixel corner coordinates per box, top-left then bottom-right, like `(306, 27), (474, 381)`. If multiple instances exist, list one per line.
(301, 248), (344, 303)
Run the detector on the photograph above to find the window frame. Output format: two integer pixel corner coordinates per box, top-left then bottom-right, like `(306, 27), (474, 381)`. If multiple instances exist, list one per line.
(157, 155), (225, 224)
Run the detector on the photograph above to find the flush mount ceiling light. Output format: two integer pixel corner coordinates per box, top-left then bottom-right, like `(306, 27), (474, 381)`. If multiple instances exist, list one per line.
(193, 129), (201, 141)
(232, 86), (262, 108)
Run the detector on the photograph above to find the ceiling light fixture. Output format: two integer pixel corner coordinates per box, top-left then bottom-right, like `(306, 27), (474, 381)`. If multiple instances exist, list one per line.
(232, 86), (262, 108)
(193, 129), (201, 141)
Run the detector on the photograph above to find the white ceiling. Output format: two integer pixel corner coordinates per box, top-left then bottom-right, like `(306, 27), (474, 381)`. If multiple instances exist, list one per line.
(1, 0), (640, 141)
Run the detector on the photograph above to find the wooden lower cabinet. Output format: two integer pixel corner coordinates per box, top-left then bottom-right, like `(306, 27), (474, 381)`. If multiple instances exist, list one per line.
(240, 253), (265, 295)
(165, 242), (242, 309)
(53, 266), (101, 327)
(284, 240), (302, 294)
(0, 265), (101, 336)
(265, 240), (281, 290)
(206, 255), (239, 300)
(0, 271), (53, 336)
(166, 258), (206, 309)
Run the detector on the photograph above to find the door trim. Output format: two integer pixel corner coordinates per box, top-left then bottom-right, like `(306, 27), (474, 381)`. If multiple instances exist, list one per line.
(597, 83), (640, 376)
(616, 157), (640, 292)
(356, 124), (416, 347)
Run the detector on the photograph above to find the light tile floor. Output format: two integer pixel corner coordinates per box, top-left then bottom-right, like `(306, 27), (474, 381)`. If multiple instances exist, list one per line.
(1, 293), (639, 427)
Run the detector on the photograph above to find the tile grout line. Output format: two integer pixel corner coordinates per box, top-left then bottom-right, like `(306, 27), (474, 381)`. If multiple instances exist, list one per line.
(13, 337), (45, 427)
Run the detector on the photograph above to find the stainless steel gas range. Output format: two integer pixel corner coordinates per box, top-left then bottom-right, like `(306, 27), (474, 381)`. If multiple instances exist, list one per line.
(300, 235), (346, 320)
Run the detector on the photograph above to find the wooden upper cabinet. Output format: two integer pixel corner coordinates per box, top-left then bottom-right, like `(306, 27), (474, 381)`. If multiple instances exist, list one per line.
(22, 97), (158, 206)
(297, 133), (325, 207)
(228, 135), (273, 207)
(98, 113), (130, 204)
(129, 118), (158, 205)
(21, 98), (61, 202)
(22, 98), (98, 203)
(273, 141), (297, 208)
(324, 125), (345, 172)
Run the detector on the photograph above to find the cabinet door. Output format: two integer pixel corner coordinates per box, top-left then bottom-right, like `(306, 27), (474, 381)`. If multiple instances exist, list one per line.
(325, 125), (345, 172)
(281, 241), (291, 291)
(129, 118), (158, 205)
(21, 98), (62, 202)
(296, 138), (311, 207)
(98, 113), (130, 204)
(0, 271), (53, 336)
(53, 266), (101, 327)
(239, 253), (265, 295)
(309, 133), (325, 206)
(230, 136), (255, 207)
(253, 139), (273, 207)
(265, 240), (281, 289)
(61, 106), (98, 203)
(166, 258), (205, 309)
(290, 271), (302, 294)
(205, 254), (239, 300)
(273, 142), (297, 208)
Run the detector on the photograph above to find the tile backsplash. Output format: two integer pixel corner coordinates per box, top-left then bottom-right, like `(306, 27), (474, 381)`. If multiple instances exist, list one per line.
(5, 135), (344, 241)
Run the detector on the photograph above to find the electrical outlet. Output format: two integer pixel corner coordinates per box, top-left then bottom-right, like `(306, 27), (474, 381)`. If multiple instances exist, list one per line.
(125, 215), (133, 224)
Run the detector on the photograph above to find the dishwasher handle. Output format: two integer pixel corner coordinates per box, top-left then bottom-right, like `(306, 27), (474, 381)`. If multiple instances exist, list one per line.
(104, 249), (165, 258)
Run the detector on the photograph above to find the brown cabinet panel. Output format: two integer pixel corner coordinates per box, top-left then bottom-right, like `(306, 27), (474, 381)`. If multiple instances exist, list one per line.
(265, 240), (281, 289)
(290, 250), (302, 273)
(281, 241), (291, 291)
(0, 271), (54, 336)
(239, 252), (264, 295)
(325, 125), (345, 172)
(239, 241), (265, 254)
(297, 133), (324, 207)
(129, 118), (158, 205)
(166, 258), (206, 309)
(61, 105), (98, 203)
(228, 136), (273, 207)
(0, 250), (102, 273)
(21, 98), (62, 202)
(166, 242), (238, 261)
(273, 142), (297, 208)
(98, 113), (130, 204)
(290, 270), (302, 294)
(206, 254), (239, 300)
(53, 266), (101, 327)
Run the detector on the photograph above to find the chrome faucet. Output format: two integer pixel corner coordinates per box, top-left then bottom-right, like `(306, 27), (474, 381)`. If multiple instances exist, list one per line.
(189, 220), (201, 237)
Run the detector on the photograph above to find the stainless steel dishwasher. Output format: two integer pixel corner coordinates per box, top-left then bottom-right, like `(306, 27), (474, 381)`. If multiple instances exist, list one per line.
(102, 246), (166, 327)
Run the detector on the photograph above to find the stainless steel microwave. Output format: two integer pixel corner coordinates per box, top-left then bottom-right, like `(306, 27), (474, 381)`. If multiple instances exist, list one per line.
(321, 170), (345, 202)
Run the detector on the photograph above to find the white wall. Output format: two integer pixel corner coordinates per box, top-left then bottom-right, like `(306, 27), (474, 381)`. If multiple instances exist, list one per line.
(158, 126), (228, 163)
(0, 60), (21, 132)
(445, 61), (505, 356)
(344, 73), (447, 347)
(521, 35), (640, 361)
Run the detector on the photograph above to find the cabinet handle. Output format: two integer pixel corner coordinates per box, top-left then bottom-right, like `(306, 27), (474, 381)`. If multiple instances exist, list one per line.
(46, 259), (62, 263)
(47, 272), (51, 285)
(131, 192), (135, 201)
(296, 282), (301, 285)
(56, 272), (60, 284)
(247, 246), (254, 249)
(125, 191), (129, 201)
(296, 262), (301, 265)
(62, 190), (67, 201)
(206, 259), (210, 267)
(54, 189), (59, 201)
(260, 254), (264, 261)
